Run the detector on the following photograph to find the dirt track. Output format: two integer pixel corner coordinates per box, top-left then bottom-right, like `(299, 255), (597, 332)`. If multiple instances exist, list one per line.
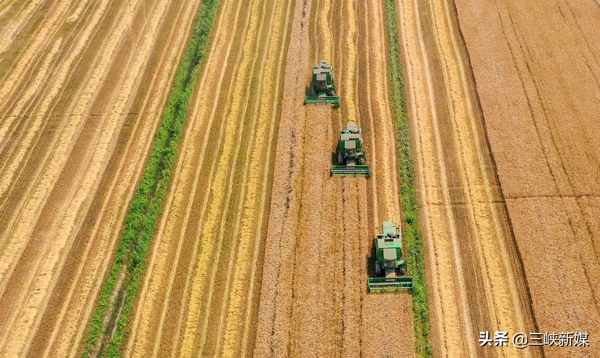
(0, 0), (202, 356)
(454, 0), (600, 355)
(396, 0), (541, 356)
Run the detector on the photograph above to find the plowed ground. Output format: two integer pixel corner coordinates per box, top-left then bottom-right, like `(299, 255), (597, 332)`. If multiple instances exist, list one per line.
(0, 0), (202, 357)
(396, 0), (541, 356)
(454, 0), (600, 356)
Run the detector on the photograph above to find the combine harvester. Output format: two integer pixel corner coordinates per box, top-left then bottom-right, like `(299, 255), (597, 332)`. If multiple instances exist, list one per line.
(368, 221), (414, 294)
(331, 122), (371, 178)
(304, 61), (340, 108)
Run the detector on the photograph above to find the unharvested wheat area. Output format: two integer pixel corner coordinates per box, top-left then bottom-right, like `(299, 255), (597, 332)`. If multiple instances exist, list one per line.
(0, 0), (597, 357)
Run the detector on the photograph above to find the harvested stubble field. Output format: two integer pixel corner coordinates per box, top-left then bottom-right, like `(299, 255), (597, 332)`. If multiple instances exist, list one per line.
(128, 0), (416, 356)
(396, 0), (542, 356)
(125, 0), (294, 355)
(0, 0), (419, 356)
(453, 0), (600, 355)
(7, 0), (595, 356)
(0, 0), (203, 356)
(254, 0), (415, 356)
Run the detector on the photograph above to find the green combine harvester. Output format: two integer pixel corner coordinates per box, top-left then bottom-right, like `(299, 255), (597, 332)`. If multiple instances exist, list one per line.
(331, 122), (371, 178)
(304, 61), (340, 108)
(368, 221), (414, 294)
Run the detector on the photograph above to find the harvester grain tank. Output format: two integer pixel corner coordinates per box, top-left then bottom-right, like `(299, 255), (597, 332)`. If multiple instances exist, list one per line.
(304, 61), (340, 107)
(331, 122), (371, 178)
(368, 221), (414, 293)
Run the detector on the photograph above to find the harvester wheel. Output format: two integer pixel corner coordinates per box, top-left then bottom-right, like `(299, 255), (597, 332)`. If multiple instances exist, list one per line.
(375, 261), (382, 276)
(357, 157), (364, 165)
(337, 152), (344, 165)
(396, 263), (407, 276)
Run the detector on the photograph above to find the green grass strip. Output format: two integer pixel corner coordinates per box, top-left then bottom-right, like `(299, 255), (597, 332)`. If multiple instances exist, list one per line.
(81, 0), (220, 356)
(384, 0), (433, 356)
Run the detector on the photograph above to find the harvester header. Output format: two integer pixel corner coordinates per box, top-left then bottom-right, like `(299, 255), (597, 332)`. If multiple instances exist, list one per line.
(368, 221), (414, 294)
(367, 277), (415, 293)
(304, 61), (340, 108)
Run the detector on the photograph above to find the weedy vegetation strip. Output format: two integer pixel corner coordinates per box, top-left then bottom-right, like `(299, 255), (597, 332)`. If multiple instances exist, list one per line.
(81, 0), (220, 356)
(384, 0), (432, 356)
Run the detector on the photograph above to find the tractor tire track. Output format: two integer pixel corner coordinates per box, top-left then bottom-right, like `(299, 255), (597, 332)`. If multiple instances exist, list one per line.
(396, 0), (539, 356)
(252, 0), (311, 355)
(125, 0), (292, 356)
(234, 1), (293, 355)
(396, 1), (467, 355)
(125, 0), (243, 353)
(31, 0), (203, 356)
(211, 0), (293, 355)
(0, 0), (112, 243)
(127, 0), (251, 355)
(454, 0), (600, 354)
(0, 0), (132, 324)
(183, 0), (270, 354)
(0, 0), (96, 144)
(0, 4), (150, 343)
(254, 0), (415, 356)
(430, 0), (533, 350)
(0, 0), (203, 355)
(0, 0), (48, 56)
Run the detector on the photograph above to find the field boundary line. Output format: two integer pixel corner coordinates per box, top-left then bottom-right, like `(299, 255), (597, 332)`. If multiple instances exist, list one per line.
(124, 0), (233, 353)
(42, 0), (202, 354)
(385, 0), (434, 355)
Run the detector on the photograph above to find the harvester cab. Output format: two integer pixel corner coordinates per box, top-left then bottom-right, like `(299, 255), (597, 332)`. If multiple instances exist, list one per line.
(304, 61), (340, 108)
(368, 221), (414, 294)
(331, 122), (371, 178)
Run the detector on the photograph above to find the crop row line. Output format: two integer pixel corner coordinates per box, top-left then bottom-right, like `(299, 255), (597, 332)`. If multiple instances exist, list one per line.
(81, 0), (221, 356)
